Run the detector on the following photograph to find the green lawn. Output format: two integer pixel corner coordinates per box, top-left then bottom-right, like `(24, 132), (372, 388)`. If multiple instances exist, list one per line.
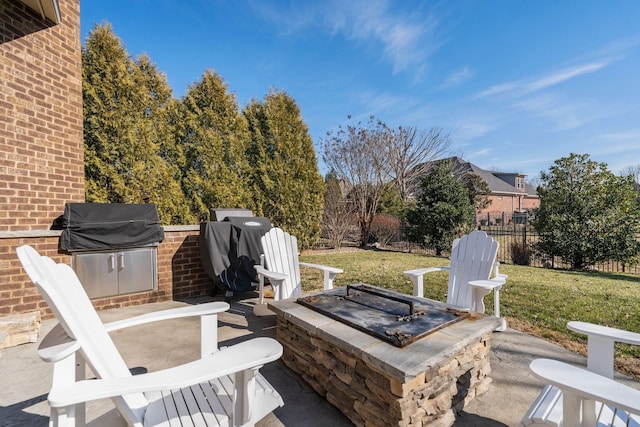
(299, 248), (640, 379)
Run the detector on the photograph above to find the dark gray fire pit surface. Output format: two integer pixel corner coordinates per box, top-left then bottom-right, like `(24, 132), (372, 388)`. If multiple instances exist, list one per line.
(297, 283), (469, 347)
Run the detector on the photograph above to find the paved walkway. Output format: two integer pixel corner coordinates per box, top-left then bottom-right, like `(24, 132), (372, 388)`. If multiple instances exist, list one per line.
(1, 294), (637, 426)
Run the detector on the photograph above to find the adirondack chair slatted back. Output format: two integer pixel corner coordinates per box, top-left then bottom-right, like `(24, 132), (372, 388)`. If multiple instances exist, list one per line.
(261, 228), (302, 300)
(16, 245), (148, 424)
(447, 231), (499, 309)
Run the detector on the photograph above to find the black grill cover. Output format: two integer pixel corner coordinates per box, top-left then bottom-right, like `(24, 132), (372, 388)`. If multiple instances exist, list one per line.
(60, 203), (164, 251)
(200, 216), (272, 292)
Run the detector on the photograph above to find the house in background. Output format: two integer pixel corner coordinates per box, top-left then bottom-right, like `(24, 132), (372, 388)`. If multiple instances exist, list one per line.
(420, 157), (540, 225)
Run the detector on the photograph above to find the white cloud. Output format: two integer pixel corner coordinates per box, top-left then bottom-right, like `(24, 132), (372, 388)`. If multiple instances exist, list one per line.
(592, 141), (640, 157)
(453, 121), (496, 142)
(475, 82), (519, 99)
(350, 90), (420, 121)
(326, 1), (442, 78)
(250, 1), (441, 80)
(469, 147), (491, 157)
(475, 61), (611, 100)
(599, 130), (640, 142)
(527, 62), (608, 92)
(442, 66), (475, 88)
(513, 95), (585, 131)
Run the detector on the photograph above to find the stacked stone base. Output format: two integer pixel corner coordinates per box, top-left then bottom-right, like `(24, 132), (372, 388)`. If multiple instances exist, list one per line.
(276, 317), (493, 427)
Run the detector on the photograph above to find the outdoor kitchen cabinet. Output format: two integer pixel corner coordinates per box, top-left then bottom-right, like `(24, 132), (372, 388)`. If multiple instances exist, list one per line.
(60, 203), (164, 299)
(72, 247), (157, 299)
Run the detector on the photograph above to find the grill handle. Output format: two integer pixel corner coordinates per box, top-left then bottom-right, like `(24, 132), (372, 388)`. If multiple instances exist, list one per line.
(346, 284), (414, 315)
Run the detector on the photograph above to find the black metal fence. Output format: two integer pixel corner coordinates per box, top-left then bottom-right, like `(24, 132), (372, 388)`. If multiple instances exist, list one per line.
(387, 226), (640, 274)
(316, 211), (640, 275)
(477, 224), (640, 274)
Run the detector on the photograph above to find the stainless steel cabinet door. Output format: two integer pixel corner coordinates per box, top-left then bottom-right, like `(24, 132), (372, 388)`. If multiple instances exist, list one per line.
(117, 248), (156, 294)
(73, 252), (119, 299)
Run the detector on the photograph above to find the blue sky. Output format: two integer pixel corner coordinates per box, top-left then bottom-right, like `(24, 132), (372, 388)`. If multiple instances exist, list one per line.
(80, 0), (640, 179)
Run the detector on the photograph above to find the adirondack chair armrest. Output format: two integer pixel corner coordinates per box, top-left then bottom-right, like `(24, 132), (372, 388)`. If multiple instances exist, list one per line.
(403, 267), (449, 297)
(493, 273), (508, 284)
(567, 321), (640, 346)
(567, 321), (640, 378)
(403, 266), (449, 277)
(104, 302), (230, 357)
(38, 323), (80, 363)
(254, 264), (288, 283)
(103, 301), (230, 332)
(298, 262), (343, 275)
(468, 278), (507, 331)
(468, 278), (504, 291)
(47, 337), (283, 408)
(529, 359), (640, 419)
(298, 262), (343, 290)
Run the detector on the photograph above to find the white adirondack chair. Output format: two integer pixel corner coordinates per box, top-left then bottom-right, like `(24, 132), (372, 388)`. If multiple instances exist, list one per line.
(16, 245), (284, 427)
(520, 321), (640, 427)
(403, 230), (508, 331)
(254, 228), (343, 312)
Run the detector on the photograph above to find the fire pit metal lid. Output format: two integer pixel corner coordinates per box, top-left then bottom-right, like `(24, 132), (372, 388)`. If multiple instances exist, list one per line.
(297, 283), (469, 347)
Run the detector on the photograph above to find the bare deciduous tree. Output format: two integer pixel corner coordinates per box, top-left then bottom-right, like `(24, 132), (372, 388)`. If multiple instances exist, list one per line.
(382, 126), (451, 202)
(322, 171), (356, 249)
(622, 164), (640, 187)
(322, 116), (389, 247)
(621, 164), (640, 203)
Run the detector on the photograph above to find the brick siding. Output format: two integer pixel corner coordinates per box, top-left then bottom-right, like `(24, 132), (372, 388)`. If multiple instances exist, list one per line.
(0, 0), (84, 232)
(479, 194), (539, 218)
(2, 228), (214, 320)
(0, 1), (217, 319)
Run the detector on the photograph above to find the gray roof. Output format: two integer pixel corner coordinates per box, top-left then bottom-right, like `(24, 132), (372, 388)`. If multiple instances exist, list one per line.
(437, 157), (538, 197)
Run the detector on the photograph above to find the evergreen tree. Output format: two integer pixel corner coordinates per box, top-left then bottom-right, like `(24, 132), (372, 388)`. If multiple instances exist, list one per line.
(82, 23), (194, 224)
(462, 172), (492, 213)
(244, 89), (325, 248)
(533, 153), (640, 269)
(378, 184), (406, 219)
(405, 162), (475, 255)
(179, 70), (253, 220)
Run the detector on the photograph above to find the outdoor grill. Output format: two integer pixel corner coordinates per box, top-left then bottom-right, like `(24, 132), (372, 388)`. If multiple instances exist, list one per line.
(297, 284), (470, 347)
(59, 203), (164, 299)
(200, 210), (272, 295)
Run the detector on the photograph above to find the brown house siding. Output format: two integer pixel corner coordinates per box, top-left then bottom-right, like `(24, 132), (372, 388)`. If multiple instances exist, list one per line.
(477, 194), (539, 224)
(487, 195), (520, 214)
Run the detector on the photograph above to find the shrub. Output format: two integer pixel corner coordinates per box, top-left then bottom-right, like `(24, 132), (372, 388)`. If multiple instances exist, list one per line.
(369, 214), (401, 247)
(511, 241), (531, 266)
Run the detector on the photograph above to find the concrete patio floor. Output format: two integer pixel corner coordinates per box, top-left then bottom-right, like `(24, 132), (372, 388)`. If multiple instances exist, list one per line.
(1, 292), (637, 426)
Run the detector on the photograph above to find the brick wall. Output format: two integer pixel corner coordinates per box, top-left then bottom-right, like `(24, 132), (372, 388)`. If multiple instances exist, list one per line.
(0, 1), (215, 321)
(161, 229), (214, 300)
(0, 0), (84, 232)
(487, 194), (521, 214)
(2, 227), (214, 320)
(0, 235), (62, 316)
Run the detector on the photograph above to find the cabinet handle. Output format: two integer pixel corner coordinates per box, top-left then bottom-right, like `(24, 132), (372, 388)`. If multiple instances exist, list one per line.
(118, 253), (125, 269)
(109, 254), (116, 271)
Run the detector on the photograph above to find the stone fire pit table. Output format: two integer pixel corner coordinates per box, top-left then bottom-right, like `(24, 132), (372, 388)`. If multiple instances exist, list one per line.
(268, 285), (501, 427)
